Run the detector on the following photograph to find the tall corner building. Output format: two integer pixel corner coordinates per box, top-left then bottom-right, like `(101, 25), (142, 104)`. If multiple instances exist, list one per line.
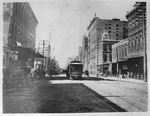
(87, 16), (127, 76)
(3, 2), (38, 69)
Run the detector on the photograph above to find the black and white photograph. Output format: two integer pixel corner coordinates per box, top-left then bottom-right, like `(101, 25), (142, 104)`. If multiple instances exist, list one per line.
(1, 0), (149, 115)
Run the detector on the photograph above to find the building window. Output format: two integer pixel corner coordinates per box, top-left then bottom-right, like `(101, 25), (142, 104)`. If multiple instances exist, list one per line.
(132, 21), (135, 28)
(135, 18), (139, 26)
(139, 34), (143, 50)
(104, 53), (107, 62)
(107, 45), (110, 51)
(3, 3), (6, 6)
(116, 24), (119, 27)
(140, 34), (142, 43)
(128, 23), (132, 30)
(108, 26), (111, 29)
(108, 31), (111, 36)
(105, 24), (108, 29)
(116, 34), (119, 37)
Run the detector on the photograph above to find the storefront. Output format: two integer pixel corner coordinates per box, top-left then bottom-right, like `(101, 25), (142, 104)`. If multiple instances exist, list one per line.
(98, 63), (109, 75)
(118, 59), (128, 77)
(128, 56), (144, 80)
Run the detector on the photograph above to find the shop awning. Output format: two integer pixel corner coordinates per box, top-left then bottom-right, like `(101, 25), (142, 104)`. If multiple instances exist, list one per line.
(12, 45), (35, 59)
(11, 45), (45, 59)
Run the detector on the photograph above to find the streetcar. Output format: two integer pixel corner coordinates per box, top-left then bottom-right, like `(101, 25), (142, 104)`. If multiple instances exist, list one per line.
(67, 61), (83, 80)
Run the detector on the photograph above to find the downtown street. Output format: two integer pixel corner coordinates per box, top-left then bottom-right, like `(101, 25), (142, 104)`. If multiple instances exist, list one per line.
(3, 1), (148, 115)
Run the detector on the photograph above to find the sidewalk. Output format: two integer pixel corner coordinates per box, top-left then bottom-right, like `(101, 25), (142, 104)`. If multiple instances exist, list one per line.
(97, 76), (147, 85)
(84, 75), (148, 112)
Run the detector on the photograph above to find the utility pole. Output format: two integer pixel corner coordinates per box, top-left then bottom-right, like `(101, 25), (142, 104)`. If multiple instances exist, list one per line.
(46, 32), (51, 71)
(36, 42), (40, 69)
(42, 40), (45, 70)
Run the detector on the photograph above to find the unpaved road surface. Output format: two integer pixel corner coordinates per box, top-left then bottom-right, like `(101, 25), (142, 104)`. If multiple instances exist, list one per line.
(3, 77), (121, 113)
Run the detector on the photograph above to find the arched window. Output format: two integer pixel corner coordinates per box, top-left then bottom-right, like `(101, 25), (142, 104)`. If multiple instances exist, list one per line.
(132, 37), (135, 52)
(135, 39), (137, 52)
(139, 33), (143, 50)
(136, 36), (138, 51)
(129, 40), (132, 52)
(140, 34), (142, 43)
(135, 18), (139, 26)
(132, 20), (135, 28)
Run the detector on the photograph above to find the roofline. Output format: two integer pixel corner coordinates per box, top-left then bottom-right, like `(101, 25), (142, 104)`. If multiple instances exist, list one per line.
(126, 2), (146, 19)
(87, 17), (127, 30)
(28, 3), (38, 24)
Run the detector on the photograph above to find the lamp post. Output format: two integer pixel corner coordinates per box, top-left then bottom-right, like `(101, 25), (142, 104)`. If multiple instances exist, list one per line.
(46, 26), (53, 76)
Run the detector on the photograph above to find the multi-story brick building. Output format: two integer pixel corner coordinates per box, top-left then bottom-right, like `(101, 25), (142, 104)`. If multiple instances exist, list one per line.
(126, 2), (146, 81)
(3, 2), (38, 70)
(112, 2), (146, 81)
(87, 15), (127, 76)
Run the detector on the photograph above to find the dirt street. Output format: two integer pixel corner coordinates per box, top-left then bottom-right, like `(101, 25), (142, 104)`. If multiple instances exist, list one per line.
(3, 76), (120, 113)
(3, 74), (147, 113)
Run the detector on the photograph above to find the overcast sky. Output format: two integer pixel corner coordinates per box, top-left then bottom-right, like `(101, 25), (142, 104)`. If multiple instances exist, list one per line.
(29, 0), (137, 68)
